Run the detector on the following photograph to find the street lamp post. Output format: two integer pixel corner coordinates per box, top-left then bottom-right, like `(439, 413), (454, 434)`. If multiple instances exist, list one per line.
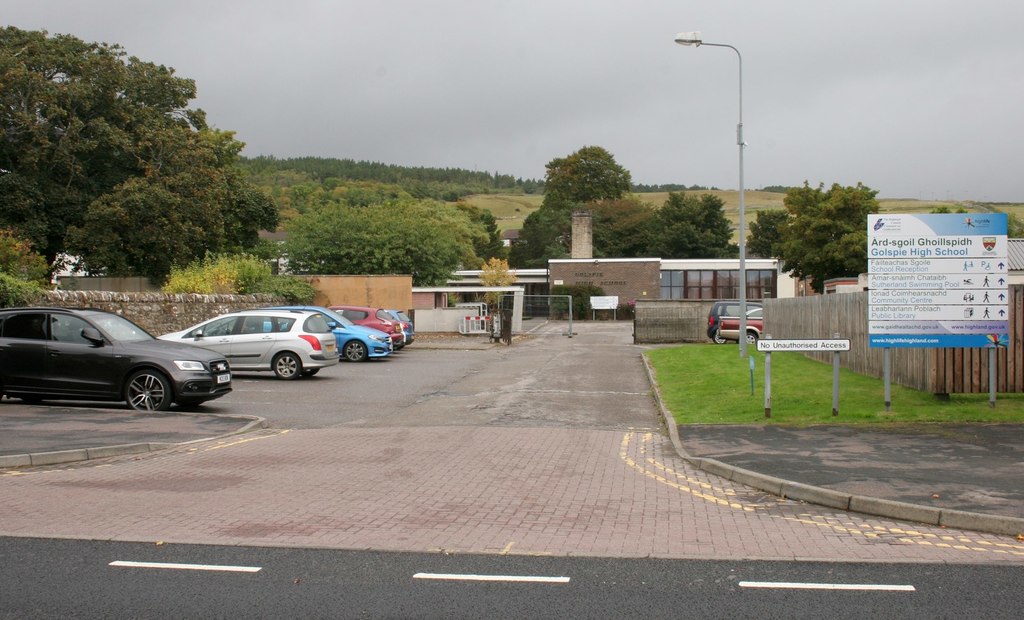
(674, 31), (749, 358)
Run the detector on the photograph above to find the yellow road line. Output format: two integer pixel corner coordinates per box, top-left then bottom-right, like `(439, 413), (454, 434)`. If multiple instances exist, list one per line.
(619, 431), (1024, 558)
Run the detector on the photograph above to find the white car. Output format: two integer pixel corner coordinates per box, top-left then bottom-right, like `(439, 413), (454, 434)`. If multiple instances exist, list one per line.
(160, 309), (339, 379)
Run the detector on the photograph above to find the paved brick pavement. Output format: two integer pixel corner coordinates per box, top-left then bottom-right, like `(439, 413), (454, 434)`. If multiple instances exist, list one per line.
(3, 424), (1023, 564)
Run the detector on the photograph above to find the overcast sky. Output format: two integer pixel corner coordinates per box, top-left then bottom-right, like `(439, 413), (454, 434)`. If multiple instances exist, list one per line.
(5, 1), (1023, 201)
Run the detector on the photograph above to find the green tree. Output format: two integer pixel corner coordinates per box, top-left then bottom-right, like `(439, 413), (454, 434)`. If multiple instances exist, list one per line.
(462, 206), (507, 263)
(0, 228), (49, 285)
(746, 209), (790, 259)
(776, 182), (879, 293)
(510, 146), (632, 267)
(648, 192), (736, 258)
(284, 201), (475, 286)
(0, 27), (203, 268)
(64, 129), (278, 282)
(589, 198), (656, 258)
(0, 27), (276, 281)
(509, 204), (571, 268)
(543, 146), (632, 204)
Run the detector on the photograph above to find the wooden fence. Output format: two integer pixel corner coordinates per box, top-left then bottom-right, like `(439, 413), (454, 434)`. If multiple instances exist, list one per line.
(765, 285), (1023, 394)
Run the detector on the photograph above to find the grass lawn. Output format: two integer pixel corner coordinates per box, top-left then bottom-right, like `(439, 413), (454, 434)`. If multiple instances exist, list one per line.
(646, 343), (1024, 426)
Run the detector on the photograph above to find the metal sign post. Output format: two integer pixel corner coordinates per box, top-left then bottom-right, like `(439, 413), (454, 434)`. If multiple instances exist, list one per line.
(757, 336), (851, 418)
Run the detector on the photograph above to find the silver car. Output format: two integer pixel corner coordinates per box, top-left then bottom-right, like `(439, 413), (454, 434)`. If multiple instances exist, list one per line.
(160, 310), (339, 379)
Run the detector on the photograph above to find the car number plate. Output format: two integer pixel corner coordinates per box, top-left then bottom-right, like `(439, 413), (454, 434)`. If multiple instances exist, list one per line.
(216, 373), (231, 384)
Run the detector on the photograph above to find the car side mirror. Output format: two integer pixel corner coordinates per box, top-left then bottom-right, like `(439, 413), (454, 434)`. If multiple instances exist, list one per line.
(193, 330), (204, 340)
(81, 326), (105, 346)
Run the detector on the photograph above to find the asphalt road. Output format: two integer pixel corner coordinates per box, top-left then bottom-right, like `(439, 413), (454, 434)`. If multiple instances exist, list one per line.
(3, 537), (1023, 619)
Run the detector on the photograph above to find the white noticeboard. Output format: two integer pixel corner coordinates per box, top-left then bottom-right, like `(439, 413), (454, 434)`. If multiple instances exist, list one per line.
(867, 213), (1008, 348)
(590, 296), (619, 310)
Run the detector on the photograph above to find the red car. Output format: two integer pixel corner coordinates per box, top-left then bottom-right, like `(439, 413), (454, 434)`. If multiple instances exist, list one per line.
(328, 305), (405, 348)
(716, 305), (764, 345)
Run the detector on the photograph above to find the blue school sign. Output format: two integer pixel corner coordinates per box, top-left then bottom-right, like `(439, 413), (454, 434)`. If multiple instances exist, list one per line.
(867, 213), (1009, 348)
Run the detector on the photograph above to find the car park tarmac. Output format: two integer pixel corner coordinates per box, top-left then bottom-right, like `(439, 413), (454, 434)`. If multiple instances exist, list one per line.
(1, 322), (1022, 564)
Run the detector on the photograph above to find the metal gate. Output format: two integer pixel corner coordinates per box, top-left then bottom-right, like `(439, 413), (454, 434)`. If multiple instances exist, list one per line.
(500, 294), (574, 337)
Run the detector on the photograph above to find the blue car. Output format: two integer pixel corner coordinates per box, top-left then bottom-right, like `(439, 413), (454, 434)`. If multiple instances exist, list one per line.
(264, 306), (392, 362)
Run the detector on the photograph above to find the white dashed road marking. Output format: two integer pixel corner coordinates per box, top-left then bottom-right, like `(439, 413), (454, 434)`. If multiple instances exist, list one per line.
(738, 581), (915, 592)
(413, 573), (570, 584)
(109, 561), (261, 573)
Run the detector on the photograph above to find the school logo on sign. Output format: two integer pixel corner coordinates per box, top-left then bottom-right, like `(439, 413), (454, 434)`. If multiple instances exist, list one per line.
(983, 237), (997, 251)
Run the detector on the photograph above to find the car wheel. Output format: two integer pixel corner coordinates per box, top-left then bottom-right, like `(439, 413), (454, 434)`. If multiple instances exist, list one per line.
(712, 329), (728, 344)
(343, 340), (368, 362)
(125, 369), (173, 411)
(272, 352), (303, 380)
(301, 368), (320, 377)
(746, 331), (759, 346)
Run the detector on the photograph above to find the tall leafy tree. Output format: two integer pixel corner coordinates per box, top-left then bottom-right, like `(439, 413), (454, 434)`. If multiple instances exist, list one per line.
(589, 198), (656, 258)
(64, 128), (277, 281)
(0, 27), (276, 280)
(543, 145), (632, 204)
(776, 182), (879, 293)
(648, 192), (736, 258)
(0, 27), (201, 268)
(510, 145), (631, 267)
(284, 200), (478, 286)
(456, 202), (507, 263)
(509, 204), (571, 268)
(746, 209), (790, 259)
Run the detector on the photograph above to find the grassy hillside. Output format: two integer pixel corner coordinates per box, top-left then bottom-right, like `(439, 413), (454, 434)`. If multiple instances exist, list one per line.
(462, 194), (544, 231)
(463, 190), (1005, 233)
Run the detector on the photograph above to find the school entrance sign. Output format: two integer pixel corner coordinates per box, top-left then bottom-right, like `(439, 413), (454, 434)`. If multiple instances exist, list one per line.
(867, 213), (1009, 349)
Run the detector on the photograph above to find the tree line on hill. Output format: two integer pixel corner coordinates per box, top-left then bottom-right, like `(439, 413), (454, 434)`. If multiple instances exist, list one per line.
(239, 155), (544, 200)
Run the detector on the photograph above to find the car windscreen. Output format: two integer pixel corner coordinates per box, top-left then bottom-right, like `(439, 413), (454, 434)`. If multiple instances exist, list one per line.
(88, 313), (154, 342)
(323, 311), (355, 327)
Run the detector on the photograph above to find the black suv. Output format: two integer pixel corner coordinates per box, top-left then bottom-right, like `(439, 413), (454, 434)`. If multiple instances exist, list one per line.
(706, 300), (764, 344)
(0, 307), (232, 411)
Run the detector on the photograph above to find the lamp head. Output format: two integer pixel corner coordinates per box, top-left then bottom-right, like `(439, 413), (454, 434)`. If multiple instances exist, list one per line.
(674, 31), (703, 46)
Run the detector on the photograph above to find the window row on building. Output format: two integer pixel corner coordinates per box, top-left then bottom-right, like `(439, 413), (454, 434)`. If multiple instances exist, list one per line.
(659, 269), (778, 300)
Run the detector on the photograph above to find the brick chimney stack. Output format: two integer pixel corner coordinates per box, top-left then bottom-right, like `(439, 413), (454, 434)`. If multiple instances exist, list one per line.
(571, 209), (593, 259)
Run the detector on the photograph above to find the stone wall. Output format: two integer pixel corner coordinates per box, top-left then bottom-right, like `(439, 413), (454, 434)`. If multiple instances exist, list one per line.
(42, 290), (282, 336)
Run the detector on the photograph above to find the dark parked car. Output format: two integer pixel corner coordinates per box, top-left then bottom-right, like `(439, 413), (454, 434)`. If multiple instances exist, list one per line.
(717, 305), (764, 345)
(0, 307), (232, 411)
(707, 300), (764, 344)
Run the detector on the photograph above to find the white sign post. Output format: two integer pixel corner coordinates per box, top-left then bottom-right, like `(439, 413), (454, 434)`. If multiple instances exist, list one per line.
(756, 336), (851, 418)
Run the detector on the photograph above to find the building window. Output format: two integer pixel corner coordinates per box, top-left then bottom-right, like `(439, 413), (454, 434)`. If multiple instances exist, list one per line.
(659, 269), (776, 300)
(659, 270), (683, 299)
